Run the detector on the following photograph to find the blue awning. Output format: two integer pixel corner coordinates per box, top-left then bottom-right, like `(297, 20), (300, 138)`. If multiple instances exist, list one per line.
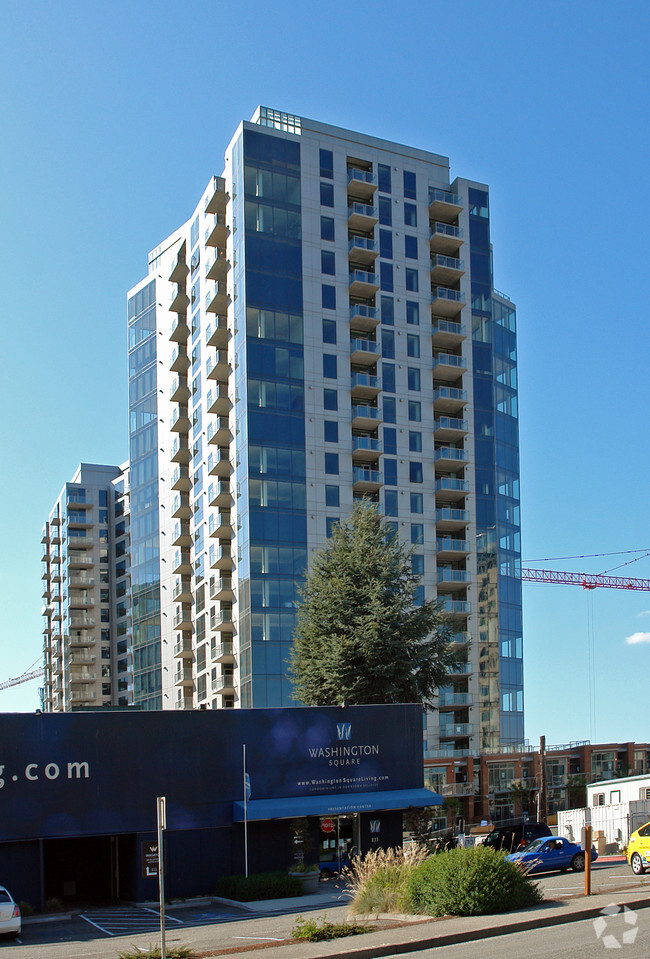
(232, 788), (441, 822)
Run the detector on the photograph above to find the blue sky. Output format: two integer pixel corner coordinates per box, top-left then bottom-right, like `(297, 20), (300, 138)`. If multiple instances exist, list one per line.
(1, 0), (649, 748)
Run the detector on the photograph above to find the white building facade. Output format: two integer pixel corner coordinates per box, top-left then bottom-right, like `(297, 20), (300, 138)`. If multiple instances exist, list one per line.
(125, 108), (523, 757)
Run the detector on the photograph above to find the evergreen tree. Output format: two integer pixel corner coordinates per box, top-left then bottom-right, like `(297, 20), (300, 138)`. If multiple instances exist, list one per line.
(288, 502), (457, 706)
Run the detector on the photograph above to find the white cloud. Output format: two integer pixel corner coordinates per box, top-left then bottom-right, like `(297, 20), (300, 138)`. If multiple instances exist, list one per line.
(625, 632), (650, 645)
(636, 610), (650, 618)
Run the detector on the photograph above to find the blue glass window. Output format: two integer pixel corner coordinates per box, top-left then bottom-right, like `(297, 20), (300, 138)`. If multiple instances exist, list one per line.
(408, 367), (421, 391)
(407, 333), (420, 358)
(411, 523), (424, 545)
(322, 284), (336, 309)
(384, 458), (398, 486)
(410, 462), (423, 483)
(405, 235), (418, 259)
(325, 452), (339, 475)
(326, 517), (338, 537)
(406, 301), (419, 325)
(409, 431), (422, 452)
(381, 295), (394, 325)
(385, 489), (398, 516)
(381, 329), (394, 358)
(380, 262), (393, 292)
(320, 182), (334, 207)
(322, 318), (336, 343)
(321, 250), (335, 275)
(323, 354), (337, 378)
(403, 170), (416, 199)
(324, 388), (337, 410)
(325, 485), (339, 507)
(379, 229), (393, 259)
(408, 400), (421, 421)
(412, 554), (424, 575)
(383, 396), (396, 423)
(410, 492), (423, 513)
(324, 420), (338, 442)
(320, 149), (334, 179)
(405, 268), (419, 292)
(404, 202), (417, 226)
(384, 426), (397, 454)
(378, 195), (392, 226)
(321, 215), (335, 242)
(382, 362), (395, 392)
(378, 163), (391, 193)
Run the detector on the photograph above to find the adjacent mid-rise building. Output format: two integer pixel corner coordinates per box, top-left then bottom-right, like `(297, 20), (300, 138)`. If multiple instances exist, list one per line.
(125, 106), (523, 758)
(40, 463), (132, 711)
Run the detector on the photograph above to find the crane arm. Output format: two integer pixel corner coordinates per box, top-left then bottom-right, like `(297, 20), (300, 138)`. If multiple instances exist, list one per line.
(520, 568), (650, 591)
(0, 667), (45, 691)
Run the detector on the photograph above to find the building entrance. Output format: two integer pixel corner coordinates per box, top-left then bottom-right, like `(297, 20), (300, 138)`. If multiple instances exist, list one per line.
(318, 814), (358, 877)
(43, 835), (127, 904)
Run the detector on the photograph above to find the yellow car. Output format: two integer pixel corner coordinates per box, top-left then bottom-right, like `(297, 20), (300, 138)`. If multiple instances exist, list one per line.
(627, 821), (650, 875)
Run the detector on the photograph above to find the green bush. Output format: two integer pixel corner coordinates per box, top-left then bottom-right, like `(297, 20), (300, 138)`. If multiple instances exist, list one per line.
(406, 846), (543, 917)
(214, 871), (302, 901)
(347, 844), (429, 916)
(292, 914), (373, 941)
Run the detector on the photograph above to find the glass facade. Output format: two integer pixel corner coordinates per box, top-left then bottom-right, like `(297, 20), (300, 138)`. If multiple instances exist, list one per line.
(237, 129), (307, 707)
(470, 189), (523, 747)
(127, 279), (162, 708)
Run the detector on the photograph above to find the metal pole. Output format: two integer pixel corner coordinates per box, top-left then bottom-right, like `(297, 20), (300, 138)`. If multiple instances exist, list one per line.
(584, 824), (592, 896)
(157, 797), (166, 959)
(243, 744), (249, 878)
(538, 736), (547, 823)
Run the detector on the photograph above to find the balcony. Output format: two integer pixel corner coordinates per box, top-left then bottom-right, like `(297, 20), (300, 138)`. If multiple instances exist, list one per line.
(68, 535), (94, 549)
(174, 665), (194, 687)
(210, 543), (234, 571)
(434, 447), (469, 470)
(171, 577), (192, 603)
(169, 377), (191, 404)
(170, 315), (189, 342)
(431, 287), (465, 317)
(450, 631), (472, 645)
(434, 417), (468, 442)
(172, 494), (191, 519)
(435, 477), (469, 501)
(172, 521), (192, 547)
(169, 286), (189, 314)
(207, 447), (231, 477)
(68, 650), (96, 666)
(69, 615), (95, 630)
(351, 404), (382, 430)
(68, 593), (95, 609)
(173, 637), (193, 659)
(69, 670), (97, 684)
(440, 599), (471, 616)
(430, 254), (465, 284)
(174, 697), (194, 710)
(170, 405), (191, 433)
(207, 416), (231, 446)
(348, 236), (378, 266)
(169, 345), (190, 374)
(206, 383), (230, 415)
(437, 569), (471, 590)
(433, 386), (468, 413)
(68, 632), (97, 647)
(206, 349), (230, 381)
(206, 249), (230, 282)
(432, 319), (466, 348)
(440, 723), (473, 738)
(435, 507), (470, 530)
(433, 352), (467, 381)
(66, 494), (92, 509)
(41, 524), (49, 544)
(210, 609), (234, 632)
(349, 269), (380, 298)
(439, 691), (472, 708)
(208, 511), (232, 538)
(70, 689), (97, 703)
(172, 550), (192, 575)
(350, 338), (380, 367)
(205, 213), (229, 248)
(169, 255), (188, 284)
(352, 436), (382, 462)
(67, 513), (93, 529)
(347, 168), (377, 199)
(204, 175), (228, 215)
(449, 662), (473, 676)
(429, 221), (464, 254)
(440, 782), (475, 797)
(428, 188), (462, 222)
(350, 371), (381, 400)
(173, 607), (193, 631)
(349, 303), (380, 332)
(206, 282), (230, 315)
(348, 201), (378, 231)
(211, 641), (235, 663)
(210, 575), (233, 601)
(171, 437), (190, 464)
(212, 673), (235, 694)
(352, 467), (382, 493)
(206, 315), (229, 348)
(171, 467), (191, 492)
(68, 553), (94, 569)
(208, 480), (232, 508)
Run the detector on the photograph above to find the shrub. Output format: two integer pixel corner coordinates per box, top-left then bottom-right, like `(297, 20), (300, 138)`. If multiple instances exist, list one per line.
(347, 844), (429, 915)
(45, 897), (64, 913)
(214, 871), (301, 901)
(406, 846), (543, 917)
(117, 945), (191, 959)
(292, 914), (373, 941)
(18, 901), (34, 917)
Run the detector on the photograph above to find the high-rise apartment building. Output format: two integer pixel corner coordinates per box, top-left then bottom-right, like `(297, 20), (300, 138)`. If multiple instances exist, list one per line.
(41, 463), (132, 711)
(125, 106), (522, 755)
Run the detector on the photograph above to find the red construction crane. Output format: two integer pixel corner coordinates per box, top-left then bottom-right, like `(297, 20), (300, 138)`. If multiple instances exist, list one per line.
(520, 568), (650, 591)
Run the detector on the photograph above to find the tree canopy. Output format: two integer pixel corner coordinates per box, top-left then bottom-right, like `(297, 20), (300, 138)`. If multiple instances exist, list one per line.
(288, 501), (457, 706)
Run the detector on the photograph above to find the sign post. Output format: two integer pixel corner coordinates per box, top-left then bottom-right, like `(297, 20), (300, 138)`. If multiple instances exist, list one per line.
(584, 824), (592, 896)
(157, 797), (166, 958)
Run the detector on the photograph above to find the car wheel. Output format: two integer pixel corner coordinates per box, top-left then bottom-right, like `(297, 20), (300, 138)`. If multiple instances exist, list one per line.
(571, 853), (585, 872)
(630, 853), (646, 875)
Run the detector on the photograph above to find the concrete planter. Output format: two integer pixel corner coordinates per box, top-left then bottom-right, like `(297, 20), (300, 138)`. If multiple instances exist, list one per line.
(289, 870), (320, 894)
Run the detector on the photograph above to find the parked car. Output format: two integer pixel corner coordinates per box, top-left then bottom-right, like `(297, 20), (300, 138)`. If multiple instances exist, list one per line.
(319, 854), (351, 878)
(0, 887), (21, 938)
(506, 835), (597, 874)
(627, 820), (650, 875)
(483, 821), (551, 852)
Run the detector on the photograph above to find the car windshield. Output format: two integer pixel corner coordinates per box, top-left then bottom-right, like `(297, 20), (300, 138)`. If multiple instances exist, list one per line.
(521, 838), (546, 853)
